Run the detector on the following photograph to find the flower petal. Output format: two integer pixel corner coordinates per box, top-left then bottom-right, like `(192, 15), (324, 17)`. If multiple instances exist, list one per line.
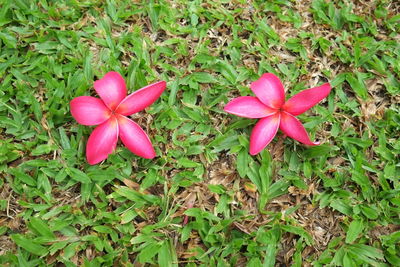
(86, 116), (119, 165)
(250, 73), (285, 109)
(117, 115), (156, 159)
(70, 96), (111, 125)
(94, 71), (127, 110)
(279, 112), (319, 146)
(282, 83), (331, 116)
(249, 113), (280, 155)
(224, 96), (277, 118)
(116, 81), (166, 116)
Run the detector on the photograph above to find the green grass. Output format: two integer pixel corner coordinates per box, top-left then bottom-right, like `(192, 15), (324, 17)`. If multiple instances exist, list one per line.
(1, 0), (400, 266)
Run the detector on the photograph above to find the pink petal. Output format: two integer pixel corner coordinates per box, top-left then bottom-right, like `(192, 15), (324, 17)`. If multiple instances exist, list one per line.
(86, 116), (119, 165)
(117, 115), (156, 159)
(70, 96), (111, 125)
(282, 83), (331, 116)
(116, 81), (166, 116)
(94, 72), (127, 110)
(279, 112), (319, 146)
(250, 73), (285, 109)
(224, 96), (277, 118)
(249, 113), (280, 155)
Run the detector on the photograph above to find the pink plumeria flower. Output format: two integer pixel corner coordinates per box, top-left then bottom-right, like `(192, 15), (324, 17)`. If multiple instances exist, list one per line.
(70, 71), (166, 165)
(224, 73), (331, 155)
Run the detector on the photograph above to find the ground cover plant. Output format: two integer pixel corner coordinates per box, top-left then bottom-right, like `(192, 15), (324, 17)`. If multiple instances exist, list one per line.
(0, 0), (400, 266)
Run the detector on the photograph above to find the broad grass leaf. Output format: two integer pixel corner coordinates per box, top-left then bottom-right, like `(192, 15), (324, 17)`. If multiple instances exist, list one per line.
(11, 234), (47, 256)
(345, 219), (364, 243)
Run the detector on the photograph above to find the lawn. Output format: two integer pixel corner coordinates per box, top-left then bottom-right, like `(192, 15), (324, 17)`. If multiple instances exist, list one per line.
(1, 0), (400, 266)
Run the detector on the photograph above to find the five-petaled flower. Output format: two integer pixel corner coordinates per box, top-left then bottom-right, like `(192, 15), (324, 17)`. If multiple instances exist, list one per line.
(70, 72), (166, 165)
(224, 73), (331, 155)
